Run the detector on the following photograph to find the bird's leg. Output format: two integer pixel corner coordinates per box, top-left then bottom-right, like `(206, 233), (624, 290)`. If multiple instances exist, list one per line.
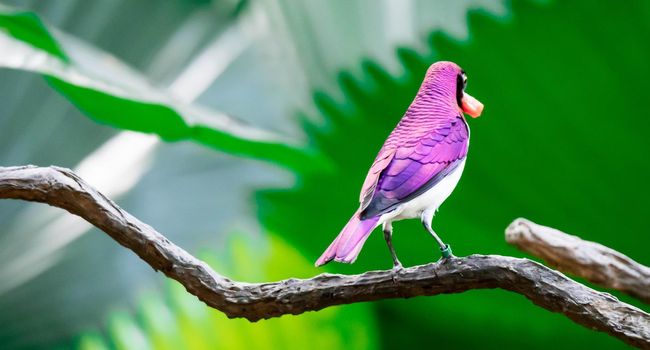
(382, 222), (402, 269)
(421, 210), (453, 259)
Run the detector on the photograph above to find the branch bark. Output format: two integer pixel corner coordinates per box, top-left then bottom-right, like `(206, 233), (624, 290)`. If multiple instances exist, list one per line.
(1, 166), (649, 348)
(506, 218), (650, 304)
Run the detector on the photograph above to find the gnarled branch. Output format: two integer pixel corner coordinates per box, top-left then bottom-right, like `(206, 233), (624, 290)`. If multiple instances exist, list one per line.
(1, 166), (649, 349)
(506, 218), (650, 304)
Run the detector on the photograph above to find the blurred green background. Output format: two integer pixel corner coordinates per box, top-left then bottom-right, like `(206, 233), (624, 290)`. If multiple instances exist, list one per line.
(1, 0), (648, 349)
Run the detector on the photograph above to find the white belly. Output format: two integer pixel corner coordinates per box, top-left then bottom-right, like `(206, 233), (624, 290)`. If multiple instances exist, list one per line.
(380, 159), (466, 223)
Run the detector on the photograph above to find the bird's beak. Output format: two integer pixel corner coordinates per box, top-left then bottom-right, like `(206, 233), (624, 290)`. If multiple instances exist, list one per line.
(461, 92), (484, 118)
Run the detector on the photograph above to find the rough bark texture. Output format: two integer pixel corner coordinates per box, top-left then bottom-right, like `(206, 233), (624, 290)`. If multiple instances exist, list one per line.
(1, 166), (649, 348)
(507, 218), (650, 304)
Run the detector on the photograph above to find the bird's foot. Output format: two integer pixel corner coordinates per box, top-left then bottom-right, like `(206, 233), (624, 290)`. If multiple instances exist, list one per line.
(439, 244), (454, 259)
(391, 261), (404, 271)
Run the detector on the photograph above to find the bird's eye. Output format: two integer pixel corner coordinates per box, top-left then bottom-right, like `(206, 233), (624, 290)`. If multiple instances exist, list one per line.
(463, 74), (468, 88)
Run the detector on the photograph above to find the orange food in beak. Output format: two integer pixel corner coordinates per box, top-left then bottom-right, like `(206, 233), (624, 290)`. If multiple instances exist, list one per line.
(461, 92), (484, 118)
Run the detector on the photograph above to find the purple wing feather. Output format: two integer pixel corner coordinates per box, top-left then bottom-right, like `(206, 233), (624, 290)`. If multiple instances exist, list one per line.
(359, 148), (395, 210)
(360, 116), (469, 218)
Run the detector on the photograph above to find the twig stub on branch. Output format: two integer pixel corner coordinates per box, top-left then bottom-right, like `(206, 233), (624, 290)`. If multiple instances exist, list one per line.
(506, 218), (650, 305)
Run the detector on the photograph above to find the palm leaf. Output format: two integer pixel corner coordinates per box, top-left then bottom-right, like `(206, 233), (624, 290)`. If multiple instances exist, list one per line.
(0, 5), (320, 172)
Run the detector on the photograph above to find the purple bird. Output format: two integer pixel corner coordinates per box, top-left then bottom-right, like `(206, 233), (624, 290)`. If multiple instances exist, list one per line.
(316, 61), (484, 268)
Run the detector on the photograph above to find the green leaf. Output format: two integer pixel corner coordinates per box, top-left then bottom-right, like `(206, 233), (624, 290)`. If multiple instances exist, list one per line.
(0, 5), (67, 61)
(257, 0), (649, 348)
(0, 6), (323, 172)
(108, 311), (152, 350)
(76, 331), (110, 350)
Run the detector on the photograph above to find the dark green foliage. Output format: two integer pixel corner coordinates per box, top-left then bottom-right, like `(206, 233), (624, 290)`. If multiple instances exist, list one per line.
(257, 0), (650, 348)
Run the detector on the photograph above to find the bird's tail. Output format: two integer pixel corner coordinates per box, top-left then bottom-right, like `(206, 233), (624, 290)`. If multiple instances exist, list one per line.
(315, 211), (380, 266)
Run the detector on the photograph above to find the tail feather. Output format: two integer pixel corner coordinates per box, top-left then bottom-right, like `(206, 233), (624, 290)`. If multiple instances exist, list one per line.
(315, 211), (380, 266)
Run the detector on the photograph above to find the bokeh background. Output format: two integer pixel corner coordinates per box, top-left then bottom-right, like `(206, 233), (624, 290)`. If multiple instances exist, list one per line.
(1, 0), (649, 349)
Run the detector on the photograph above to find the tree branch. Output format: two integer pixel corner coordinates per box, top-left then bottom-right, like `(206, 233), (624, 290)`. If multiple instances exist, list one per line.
(506, 218), (650, 304)
(1, 166), (649, 348)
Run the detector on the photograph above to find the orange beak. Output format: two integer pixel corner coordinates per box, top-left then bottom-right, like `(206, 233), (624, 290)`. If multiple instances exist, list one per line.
(461, 92), (484, 118)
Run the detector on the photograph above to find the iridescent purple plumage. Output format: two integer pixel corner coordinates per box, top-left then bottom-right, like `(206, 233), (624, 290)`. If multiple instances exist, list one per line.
(316, 61), (483, 267)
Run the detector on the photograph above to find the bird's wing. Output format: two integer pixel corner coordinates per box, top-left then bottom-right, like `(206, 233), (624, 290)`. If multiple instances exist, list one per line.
(359, 148), (396, 210)
(360, 116), (469, 218)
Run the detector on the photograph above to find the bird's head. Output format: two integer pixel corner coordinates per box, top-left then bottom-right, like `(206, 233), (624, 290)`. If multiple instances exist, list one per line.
(425, 61), (484, 118)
